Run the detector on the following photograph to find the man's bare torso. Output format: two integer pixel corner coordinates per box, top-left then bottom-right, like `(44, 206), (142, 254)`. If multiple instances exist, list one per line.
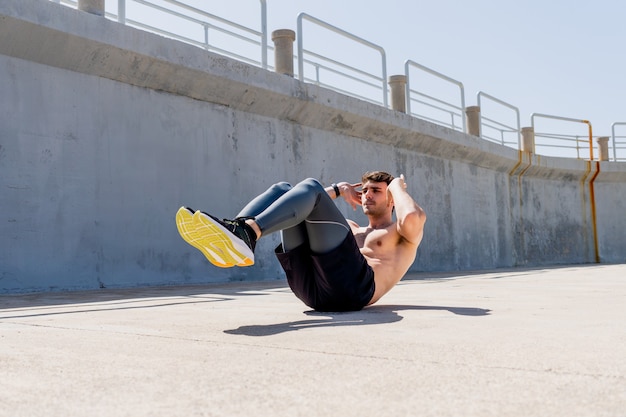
(348, 220), (418, 305)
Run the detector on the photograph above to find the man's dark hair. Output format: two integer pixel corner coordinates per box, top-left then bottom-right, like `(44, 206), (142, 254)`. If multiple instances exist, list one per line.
(362, 171), (394, 185)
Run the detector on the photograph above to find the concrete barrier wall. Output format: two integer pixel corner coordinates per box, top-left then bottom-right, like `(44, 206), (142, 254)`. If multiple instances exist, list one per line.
(1, 0), (625, 293)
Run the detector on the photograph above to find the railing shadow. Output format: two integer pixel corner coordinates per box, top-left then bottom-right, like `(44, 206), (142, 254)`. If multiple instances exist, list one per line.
(0, 281), (290, 319)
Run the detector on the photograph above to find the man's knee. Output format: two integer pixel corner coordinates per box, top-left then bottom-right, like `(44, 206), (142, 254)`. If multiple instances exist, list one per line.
(298, 178), (324, 193)
(272, 181), (292, 193)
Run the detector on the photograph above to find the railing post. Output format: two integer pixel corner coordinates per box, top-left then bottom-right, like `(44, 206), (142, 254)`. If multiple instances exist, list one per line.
(118, 0), (126, 24)
(271, 29), (295, 77)
(521, 127), (535, 153)
(259, 0), (267, 69)
(388, 75), (407, 113)
(597, 137), (609, 161)
(78, 0), (105, 16)
(465, 106), (481, 136)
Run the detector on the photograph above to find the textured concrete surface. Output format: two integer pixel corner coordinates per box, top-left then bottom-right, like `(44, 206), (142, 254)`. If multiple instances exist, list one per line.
(1, 264), (625, 417)
(3, 0), (626, 293)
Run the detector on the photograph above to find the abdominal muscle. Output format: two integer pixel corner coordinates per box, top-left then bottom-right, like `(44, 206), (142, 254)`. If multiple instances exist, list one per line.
(349, 222), (417, 305)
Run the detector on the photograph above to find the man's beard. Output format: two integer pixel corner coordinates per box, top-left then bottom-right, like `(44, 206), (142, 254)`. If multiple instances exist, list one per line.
(362, 201), (390, 217)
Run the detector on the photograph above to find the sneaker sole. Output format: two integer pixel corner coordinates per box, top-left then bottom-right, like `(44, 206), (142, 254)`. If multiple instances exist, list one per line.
(175, 207), (237, 268)
(192, 210), (255, 267)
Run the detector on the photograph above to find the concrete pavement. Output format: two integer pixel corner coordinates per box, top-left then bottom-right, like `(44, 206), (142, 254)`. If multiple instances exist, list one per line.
(1, 264), (625, 417)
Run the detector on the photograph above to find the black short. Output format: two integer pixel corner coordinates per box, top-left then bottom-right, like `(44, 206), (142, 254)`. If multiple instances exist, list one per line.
(275, 233), (375, 312)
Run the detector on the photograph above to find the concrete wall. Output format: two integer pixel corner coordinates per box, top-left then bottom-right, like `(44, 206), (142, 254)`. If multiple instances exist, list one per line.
(1, 0), (625, 293)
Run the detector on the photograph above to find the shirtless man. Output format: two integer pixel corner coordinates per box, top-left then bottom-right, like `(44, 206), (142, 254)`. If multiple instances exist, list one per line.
(176, 171), (426, 311)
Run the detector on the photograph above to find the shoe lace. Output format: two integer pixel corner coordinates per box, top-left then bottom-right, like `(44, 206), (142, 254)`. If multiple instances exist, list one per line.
(223, 217), (256, 251)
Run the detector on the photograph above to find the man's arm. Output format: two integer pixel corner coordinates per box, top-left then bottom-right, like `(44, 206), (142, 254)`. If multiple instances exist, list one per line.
(387, 175), (426, 244)
(324, 181), (362, 210)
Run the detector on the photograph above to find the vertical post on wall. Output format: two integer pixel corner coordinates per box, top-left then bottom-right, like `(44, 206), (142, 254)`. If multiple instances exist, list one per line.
(465, 106), (481, 137)
(78, 0), (105, 16)
(596, 137), (609, 161)
(388, 75), (407, 113)
(272, 29), (295, 77)
(521, 127), (535, 153)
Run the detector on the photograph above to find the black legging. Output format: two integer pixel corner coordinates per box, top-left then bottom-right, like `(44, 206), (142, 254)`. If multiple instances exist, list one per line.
(235, 178), (350, 253)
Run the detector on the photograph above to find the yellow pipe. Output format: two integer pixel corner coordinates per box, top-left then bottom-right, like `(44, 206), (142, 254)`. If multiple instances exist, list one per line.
(580, 161), (592, 259)
(511, 150), (533, 260)
(588, 161), (601, 263)
(582, 120), (593, 161)
(518, 153), (532, 178)
(508, 150), (523, 176)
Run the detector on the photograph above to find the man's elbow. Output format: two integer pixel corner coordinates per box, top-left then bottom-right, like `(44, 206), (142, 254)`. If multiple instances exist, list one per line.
(399, 209), (426, 241)
(405, 207), (426, 226)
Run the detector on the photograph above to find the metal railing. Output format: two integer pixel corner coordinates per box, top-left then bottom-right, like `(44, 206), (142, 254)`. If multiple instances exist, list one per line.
(611, 123), (626, 162)
(48, 0), (626, 162)
(476, 91), (520, 148)
(54, 0), (269, 69)
(297, 13), (388, 108)
(531, 113), (594, 160)
(131, 0), (268, 68)
(404, 60), (466, 133)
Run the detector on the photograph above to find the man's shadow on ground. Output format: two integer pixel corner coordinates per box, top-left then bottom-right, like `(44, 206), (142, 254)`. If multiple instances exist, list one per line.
(224, 304), (491, 337)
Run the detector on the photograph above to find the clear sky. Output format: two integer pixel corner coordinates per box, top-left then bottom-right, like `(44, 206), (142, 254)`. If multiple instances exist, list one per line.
(112, 0), (626, 155)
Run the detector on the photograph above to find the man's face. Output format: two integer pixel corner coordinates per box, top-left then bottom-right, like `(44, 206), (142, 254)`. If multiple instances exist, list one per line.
(361, 180), (392, 216)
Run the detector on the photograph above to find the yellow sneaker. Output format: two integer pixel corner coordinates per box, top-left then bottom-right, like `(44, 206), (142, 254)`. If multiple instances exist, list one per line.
(192, 210), (255, 267)
(176, 207), (255, 268)
(175, 206), (237, 268)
